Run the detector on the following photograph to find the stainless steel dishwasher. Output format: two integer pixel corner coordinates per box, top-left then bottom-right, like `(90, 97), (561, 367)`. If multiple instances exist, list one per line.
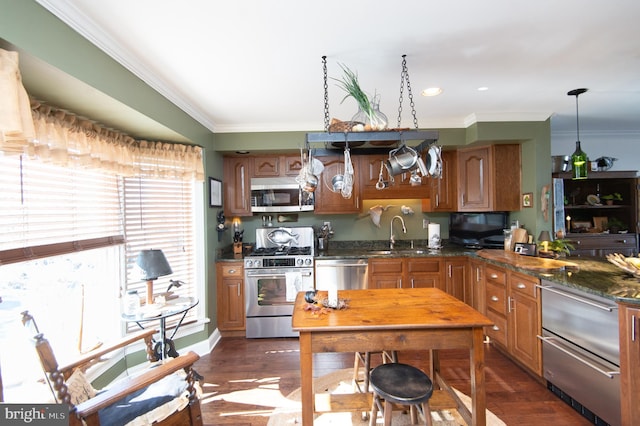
(315, 259), (368, 292)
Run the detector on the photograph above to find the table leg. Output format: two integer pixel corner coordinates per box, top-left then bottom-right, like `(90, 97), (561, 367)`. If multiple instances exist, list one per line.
(158, 318), (166, 361)
(470, 327), (486, 426)
(299, 332), (314, 425)
(430, 349), (438, 388)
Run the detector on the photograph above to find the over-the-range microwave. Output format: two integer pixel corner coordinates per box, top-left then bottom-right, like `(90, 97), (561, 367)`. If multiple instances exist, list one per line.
(250, 177), (314, 213)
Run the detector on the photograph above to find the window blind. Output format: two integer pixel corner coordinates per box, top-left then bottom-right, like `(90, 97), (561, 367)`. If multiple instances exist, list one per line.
(0, 155), (123, 262)
(123, 176), (199, 332)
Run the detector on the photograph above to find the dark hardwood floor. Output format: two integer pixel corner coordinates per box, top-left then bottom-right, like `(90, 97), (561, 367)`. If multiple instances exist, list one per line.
(194, 337), (592, 426)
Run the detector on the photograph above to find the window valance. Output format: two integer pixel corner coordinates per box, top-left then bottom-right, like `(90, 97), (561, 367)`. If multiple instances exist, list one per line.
(0, 49), (204, 182)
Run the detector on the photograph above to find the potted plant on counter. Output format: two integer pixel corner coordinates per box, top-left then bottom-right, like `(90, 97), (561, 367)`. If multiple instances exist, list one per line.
(539, 238), (575, 258)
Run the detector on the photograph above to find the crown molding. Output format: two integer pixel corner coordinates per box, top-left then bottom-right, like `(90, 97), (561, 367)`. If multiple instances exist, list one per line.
(35, 0), (217, 133)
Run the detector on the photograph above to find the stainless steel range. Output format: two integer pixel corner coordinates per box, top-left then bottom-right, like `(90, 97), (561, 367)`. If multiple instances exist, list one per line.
(244, 226), (315, 338)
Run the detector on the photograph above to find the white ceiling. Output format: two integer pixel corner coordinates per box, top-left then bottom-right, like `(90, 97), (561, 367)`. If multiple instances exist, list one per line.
(33, 0), (640, 139)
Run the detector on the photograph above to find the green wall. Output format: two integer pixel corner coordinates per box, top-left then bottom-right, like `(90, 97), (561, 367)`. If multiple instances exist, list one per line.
(2, 0), (552, 356)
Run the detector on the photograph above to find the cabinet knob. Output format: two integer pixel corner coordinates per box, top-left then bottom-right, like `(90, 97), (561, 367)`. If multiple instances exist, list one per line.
(517, 283), (526, 289)
(492, 325), (500, 331)
(490, 274), (498, 279)
(229, 269), (236, 274)
(491, 296), (499, 302)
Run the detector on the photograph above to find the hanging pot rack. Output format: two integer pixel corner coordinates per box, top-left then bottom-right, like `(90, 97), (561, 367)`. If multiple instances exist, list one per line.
(307, 55), (438, 149)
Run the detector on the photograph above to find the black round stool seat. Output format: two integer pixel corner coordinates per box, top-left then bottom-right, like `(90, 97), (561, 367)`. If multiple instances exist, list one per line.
(370, 362), (433, 405)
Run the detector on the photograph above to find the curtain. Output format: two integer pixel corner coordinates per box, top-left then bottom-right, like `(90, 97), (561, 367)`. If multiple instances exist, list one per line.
(0, 49), (204, 182)
(0, 48), (35, 152)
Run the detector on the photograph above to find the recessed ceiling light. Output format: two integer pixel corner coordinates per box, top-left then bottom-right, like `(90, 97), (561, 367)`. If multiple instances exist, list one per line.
(477, 86), (489, 91)
(421, 87), (443, 97)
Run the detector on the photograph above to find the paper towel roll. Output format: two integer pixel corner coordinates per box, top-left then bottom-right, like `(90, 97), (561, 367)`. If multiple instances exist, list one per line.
(428, 223), (441, 248)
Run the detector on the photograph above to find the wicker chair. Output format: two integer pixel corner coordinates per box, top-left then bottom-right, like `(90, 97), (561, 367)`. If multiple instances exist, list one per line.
(21, 311), (203, 426)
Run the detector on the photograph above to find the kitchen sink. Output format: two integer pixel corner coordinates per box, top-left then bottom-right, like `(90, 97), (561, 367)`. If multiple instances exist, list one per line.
(367, 249), (427, 255)
(367, 250), (393, 255)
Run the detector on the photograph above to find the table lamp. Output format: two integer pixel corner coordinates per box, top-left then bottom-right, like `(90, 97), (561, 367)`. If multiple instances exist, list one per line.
(538, 231), (552, 252)
(136, 249), (172, 305)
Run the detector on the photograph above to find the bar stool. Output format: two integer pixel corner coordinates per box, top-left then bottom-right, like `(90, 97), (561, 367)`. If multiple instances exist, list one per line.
(369, 362), (433, 426)
(353, 351), (397, 393)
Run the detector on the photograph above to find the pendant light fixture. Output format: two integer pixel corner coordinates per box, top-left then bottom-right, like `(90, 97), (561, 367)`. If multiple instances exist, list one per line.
(568, 88), (589, 180)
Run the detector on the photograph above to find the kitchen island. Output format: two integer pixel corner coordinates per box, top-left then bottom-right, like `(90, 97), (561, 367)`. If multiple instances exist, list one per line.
(292, 287), (493, 426)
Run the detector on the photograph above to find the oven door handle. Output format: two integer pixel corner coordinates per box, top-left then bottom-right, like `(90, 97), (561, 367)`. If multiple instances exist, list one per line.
(537, 335), (620, 379)
(246, 271), (313, 278)
(537, 285), (617, 312)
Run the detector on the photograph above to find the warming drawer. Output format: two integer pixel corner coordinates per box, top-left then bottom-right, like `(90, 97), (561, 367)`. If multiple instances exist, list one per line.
(540, 330), (620, 426)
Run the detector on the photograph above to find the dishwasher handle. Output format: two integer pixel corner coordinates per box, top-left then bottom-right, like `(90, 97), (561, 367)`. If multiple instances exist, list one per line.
(316, 263), (367, 268)
(537, 285), (617, 312)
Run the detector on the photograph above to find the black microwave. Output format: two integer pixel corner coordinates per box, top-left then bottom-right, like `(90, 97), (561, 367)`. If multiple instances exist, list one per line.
(250, 177), (314, 213)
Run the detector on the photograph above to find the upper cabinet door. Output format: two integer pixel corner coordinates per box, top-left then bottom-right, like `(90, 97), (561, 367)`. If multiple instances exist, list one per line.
(458, 146), (492, 211)
(457, 144), (521, 212)
(314, 155), (360, 214)
(423, 149), (458, 212)
(359, 154), (430, 200)
(253, 156), (280, 177)
(223, 156), (253, 217)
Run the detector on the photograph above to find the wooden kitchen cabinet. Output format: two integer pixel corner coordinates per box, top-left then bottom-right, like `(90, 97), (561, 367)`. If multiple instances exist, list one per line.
(619, 302), (640, 426)
(369, 257), (444, 291)
(485, 265), (508, 346)
(253, 155), (281, 176)
(457, 144), (521, 212)
(359, 154), (430, 200)
(406, 258), (444, 290)
(445, 257), (471, 304)
(253, 154), (304, 177)
(508, 271), (542, 376)
(223, 156), (253, 217)
(566, 233), (638, 257)
(314, 155), (360, 214)
(368, 258), (403, 289)
(216, 261), (245, 333)
(484, 263), (541, 376)
(469, 258), (485, 314)
(422, 149), (458, 212)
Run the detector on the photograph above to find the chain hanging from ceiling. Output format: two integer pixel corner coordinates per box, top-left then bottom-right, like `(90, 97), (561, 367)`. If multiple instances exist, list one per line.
(397, 54), (419, 129)
(322, 55), (419, 132)
(322, 55), (331, 132)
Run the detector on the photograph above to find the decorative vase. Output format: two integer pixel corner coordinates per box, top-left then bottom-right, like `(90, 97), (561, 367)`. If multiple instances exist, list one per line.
(351, 95), (388, 131)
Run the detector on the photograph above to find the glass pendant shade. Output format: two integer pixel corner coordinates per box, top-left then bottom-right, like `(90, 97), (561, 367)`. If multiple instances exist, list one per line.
(571, 140), (588, 179)
(568, 88), (588, 180)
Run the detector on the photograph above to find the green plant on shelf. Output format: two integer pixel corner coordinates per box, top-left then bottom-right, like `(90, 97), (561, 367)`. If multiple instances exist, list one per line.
(601, 192), (623, 202)
(607, 217), (628, 233)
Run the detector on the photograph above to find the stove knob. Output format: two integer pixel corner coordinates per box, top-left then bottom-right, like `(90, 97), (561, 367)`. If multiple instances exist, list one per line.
(305, 258), (313, 266)
(296, 258), (303, 266)
(245, 259), (253, 268)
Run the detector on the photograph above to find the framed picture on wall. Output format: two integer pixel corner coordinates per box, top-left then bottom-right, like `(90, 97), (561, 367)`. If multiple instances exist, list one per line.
(209, 178), (222, 207)
(522, 192), (533, 208)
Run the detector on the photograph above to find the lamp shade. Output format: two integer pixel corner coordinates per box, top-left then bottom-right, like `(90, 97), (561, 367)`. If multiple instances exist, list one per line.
(136, 249), (172, 280)
(538, 231), (552, 243)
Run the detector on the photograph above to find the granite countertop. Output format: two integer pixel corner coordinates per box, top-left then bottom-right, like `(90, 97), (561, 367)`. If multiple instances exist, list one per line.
(217, 240), (640, 305)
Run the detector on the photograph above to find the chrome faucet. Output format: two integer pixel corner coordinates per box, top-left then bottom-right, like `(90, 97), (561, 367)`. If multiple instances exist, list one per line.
(390, 215), (407, 250)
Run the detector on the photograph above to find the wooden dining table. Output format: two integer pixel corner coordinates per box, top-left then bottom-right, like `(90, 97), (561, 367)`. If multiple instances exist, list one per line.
(291, 287), (494, 425)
